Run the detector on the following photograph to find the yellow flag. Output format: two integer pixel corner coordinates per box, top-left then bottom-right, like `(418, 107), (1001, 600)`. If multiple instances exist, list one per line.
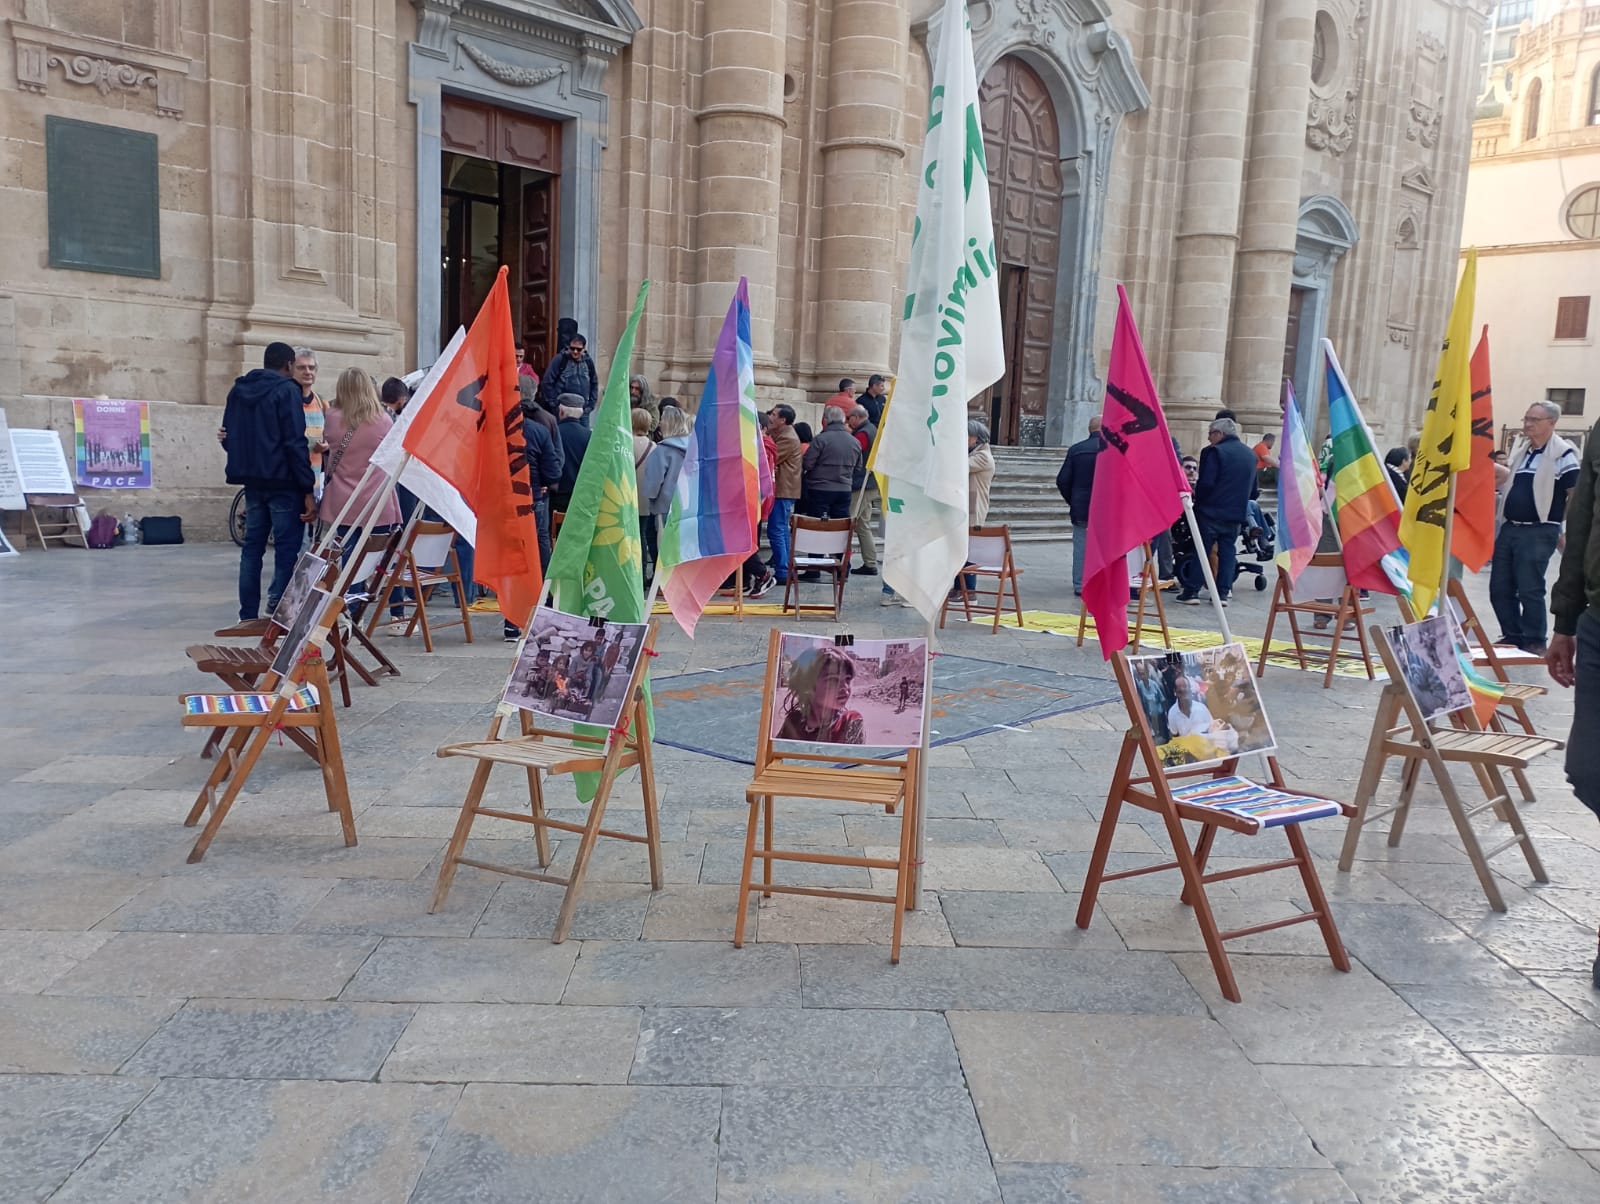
(865, 376), (896, 503)
(1400, 247), (1477, 616)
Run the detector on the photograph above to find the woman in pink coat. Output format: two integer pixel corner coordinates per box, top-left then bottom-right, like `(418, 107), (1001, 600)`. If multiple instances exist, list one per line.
(320, 368), (403, 615)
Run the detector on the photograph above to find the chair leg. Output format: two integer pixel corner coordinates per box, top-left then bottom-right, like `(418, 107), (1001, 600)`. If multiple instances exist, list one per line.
(1287, 822), (1349, 971)
(187, 724), (277, 863)
(762, 792), (775, 897)
(1432, 759), (1509, 912)
(1076, 740), (1136, 926)
(890, 782), (915, 964)
(429, 758), (496, 913)
(318, 706), (357, 847)
(552, 755), (625, 944)
(1387, 756), (1422, 847)
(452, 558), (474, 644)
(414, 574), (435, 653)
(185, 726), (249, 827)
(733, 792), (763, 948)
(1486, 764), (1549, 884)
(1179, 824), (1216, 908)
(637, 721), (664, 890)
(1162, 807), (1240, 1004)
(1340, 693), (1398, 872)
(1009, 570), (1025, 628)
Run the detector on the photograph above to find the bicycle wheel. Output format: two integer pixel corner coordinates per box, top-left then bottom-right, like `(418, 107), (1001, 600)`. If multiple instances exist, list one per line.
(229, 490), (274, 547)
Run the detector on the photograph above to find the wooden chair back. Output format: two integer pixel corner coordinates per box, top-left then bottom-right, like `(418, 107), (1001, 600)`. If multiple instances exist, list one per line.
(1071, 540), (1164, 650)
(783, 517), (852, 620)
(1255, 552), (1376, 687)
(409, 523), (457, 572)
(792, 517), (851, 562)
(965, 527), (1011, 572)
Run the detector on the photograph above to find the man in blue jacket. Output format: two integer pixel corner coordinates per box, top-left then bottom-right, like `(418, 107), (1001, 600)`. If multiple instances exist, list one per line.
(539, 330), (600, 422)
(223, 341), (316, 620)
(1055, 416), (1102, 595)
(1182, 416), (1258, 606)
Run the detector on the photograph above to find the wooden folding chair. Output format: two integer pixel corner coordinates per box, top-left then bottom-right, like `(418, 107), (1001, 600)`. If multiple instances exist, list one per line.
(1340, 618), (1560, 911)
(735, 630), (923, 962)
(782, 516), (851, 620)
(1445, 578), (1548, 733)
(332, 528), (404, 684)
(940, 525), (1025, 633)
(1075, 542), (1170, 652)
(366, 520), (473, 651)
(1077, 645), (1353, 1002)
(177, 592), (355, 863)
(1255, 553), (1377, 687)
(430, 621), (662, 944)
(24, 493), (87, 548)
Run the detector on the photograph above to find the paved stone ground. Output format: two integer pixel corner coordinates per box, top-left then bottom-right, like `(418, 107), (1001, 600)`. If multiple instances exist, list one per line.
(2, 539), (1598, 1203)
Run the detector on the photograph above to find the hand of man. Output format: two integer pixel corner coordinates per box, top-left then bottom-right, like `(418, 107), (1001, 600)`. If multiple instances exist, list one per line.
(300, 494), (317, 524)
(1548, 633), (1577, 689)
(217, 427), (226, 445)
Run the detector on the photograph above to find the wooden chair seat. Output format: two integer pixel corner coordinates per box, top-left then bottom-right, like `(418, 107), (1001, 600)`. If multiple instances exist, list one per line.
(1424, 727), (1563, 766)
(1497, 681), (1547, 702)
(1166, 775), (1348, 833)
(438, 735), (630, 776)
(180, 685), (322, 725)
(213, 619), (274, 639)
(187, 644), (273, 674)
(747, 763), (907, 810)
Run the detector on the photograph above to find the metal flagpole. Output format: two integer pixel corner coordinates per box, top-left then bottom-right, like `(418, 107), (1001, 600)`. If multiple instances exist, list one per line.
(906, 610), (936, 909)
(1181, 494), (1234, 644)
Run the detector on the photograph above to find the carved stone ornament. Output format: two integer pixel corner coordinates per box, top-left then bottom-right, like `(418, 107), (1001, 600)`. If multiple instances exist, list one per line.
(1307, 86), (1359, 155)
(456, 37), (565, 88)
(10, 20), (189, 118)
(1015, 0), (1059, 49)
(1387, 324), (1413, 348)
(1407, 98), (1442, 148)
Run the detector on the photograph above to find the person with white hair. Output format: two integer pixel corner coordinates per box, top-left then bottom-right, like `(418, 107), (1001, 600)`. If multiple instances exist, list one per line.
(1492, 399), (1580, 655)
(551, 394), (591, 515)
(801, 404), (862, 520)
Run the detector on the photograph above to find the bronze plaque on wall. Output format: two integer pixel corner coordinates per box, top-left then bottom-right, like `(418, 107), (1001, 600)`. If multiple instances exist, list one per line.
(46, 117), (161, 279)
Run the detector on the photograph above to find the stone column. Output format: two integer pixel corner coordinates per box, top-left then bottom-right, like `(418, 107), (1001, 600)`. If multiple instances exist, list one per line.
(815, 0), (907, 382)
(1163, 0), (1257, 430)
(694, 0), (786, 377)
(1225, 0), (1315, 431)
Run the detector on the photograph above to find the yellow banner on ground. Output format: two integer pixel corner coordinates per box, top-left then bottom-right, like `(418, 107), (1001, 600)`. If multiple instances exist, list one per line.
(963, 610), (1386, 680)
(1401, 248), (1476, 616)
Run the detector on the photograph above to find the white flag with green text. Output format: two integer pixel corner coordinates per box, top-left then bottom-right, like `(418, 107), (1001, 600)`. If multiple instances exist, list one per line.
(877, 0), (1004, 622)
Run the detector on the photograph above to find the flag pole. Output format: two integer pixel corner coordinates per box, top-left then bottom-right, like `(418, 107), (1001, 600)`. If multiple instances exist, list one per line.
(1437, 474), (1458, 616)
(1180, 494), (1234, 644)
(906, 609), (936, 909)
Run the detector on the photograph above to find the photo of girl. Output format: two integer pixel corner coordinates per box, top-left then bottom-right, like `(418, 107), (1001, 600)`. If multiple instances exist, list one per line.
(771, 635), (927, 748)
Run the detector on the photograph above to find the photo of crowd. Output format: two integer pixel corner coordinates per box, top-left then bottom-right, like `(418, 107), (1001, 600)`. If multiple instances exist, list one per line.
(270, 587), (332, 679)
(271, 552), (329, 631)
(1129, 643), (1275, 768)
(770, 635), (927, 748)
(503, 607), (646, 727)
(1388, 615), (1470, 721)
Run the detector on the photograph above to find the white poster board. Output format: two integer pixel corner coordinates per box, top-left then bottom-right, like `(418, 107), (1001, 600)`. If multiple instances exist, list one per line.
(0, 410), (25, 509)
(11, 428), (76, 494)
(0, 525), (18, 558)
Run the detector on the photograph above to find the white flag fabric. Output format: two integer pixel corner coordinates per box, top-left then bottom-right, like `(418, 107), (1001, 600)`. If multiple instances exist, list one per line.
(877, 0), (1005, 622)
(369, 326), (477, 542)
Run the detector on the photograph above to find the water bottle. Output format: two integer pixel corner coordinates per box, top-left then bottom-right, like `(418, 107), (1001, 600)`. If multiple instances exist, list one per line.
(121, 514), (138, 545)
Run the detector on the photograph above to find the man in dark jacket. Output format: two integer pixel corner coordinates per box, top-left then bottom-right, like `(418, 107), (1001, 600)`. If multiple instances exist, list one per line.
(1184, 417), (1259, 605)
(1546, 417), (1600, 986)
(552, 395), (591, 514)
(857, 374), (889, 426)
(1056, 416), (1102, 595)
(520, 389), (564, 570)
(223, 341), (316, 620)
(846, 405), (879, 574)
(802, 405), (864, 520)
(540, 329), (600, 421)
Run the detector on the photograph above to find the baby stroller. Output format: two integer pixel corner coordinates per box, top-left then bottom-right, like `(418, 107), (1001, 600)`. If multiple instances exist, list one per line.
(1231, 502), (1276, 593)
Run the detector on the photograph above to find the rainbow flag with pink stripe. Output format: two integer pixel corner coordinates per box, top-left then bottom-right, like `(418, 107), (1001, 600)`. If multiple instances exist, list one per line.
(1324, 340), (1410, 596)
(660, 278), (764, 636)
(1274, 380), (1322, 584)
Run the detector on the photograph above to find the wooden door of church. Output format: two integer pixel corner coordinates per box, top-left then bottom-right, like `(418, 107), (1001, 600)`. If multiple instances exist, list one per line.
(979, 56), (1062, 446)
(521, 178), (558, 369)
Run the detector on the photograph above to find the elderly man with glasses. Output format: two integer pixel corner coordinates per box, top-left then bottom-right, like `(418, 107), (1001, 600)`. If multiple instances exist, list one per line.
(1491, 401), (1581, 656)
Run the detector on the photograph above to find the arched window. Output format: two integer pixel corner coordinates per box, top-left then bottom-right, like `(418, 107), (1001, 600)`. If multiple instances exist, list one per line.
(1525, 77), (1543, 141)
(1589, 64), (1600, 127)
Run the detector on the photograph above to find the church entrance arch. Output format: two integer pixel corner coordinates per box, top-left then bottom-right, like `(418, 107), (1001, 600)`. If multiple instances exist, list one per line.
(979, 56), (1062, 448)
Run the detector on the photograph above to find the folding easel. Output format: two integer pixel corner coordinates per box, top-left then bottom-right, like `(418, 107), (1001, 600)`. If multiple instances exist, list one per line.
(1340, 619), (1560, 911)
(940, 524), (1025, 633)
(1077, 646), (1352, 1002)
(734, 630), (923, 963)
(1255, 553), (1377, 687)
(1076, 542), (1170, 652)
(177, 591), (355, 863)
(429, 619), (663, 943)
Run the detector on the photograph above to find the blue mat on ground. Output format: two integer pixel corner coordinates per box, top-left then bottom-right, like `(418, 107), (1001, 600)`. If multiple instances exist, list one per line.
(651, 654), (1120, 765)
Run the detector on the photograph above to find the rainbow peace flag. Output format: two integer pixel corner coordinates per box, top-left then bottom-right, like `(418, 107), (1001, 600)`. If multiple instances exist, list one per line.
(659, 278), (764, 636)
(1458, 653), (1508, 728)
(1274, 380), (1323, 584)
(1323, 340), (1409, 596)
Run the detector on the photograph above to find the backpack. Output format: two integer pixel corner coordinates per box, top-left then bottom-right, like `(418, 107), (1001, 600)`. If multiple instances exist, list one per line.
(86, 512), (119, 549)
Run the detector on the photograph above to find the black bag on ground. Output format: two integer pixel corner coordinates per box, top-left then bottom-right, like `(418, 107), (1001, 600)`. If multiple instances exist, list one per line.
(139, 515), (184, 545)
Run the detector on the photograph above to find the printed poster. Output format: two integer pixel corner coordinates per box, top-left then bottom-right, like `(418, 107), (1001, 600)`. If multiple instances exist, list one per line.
(1127, 642), (1277, 769)
(771, 634), (929, 748)
(0, 408), (24, 509)
(503, 607), (649, 728)
(74, 399), (153, 488)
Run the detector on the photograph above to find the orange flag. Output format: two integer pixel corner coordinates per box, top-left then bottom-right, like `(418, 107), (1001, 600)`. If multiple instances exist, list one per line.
(1451, 327), (1495, 573)
(402, 266), (541, 627)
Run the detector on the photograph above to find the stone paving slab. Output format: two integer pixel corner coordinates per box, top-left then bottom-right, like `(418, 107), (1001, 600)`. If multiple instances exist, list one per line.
(993, 1163), (1359, 1204)
(0, 1073), (155, 1202)
(716, 1086), (1002, 1204)
(0, 931), (111, 992)
(0, 994), (181, 1075)
(408, 1084), (721, 1204)
(339, 936), (579, 1003)
(120, 999), (414, 1081)
(753, 890), (956, 947)
(96, 875), (336, 934)
(937, 890), (1125, 950)
(1474, 1053), (1600, 1150)
(291, 876), (499, 938)
(1396, 980), (1600, 1055)
(1261, 1064), (1600, 1203)
(46, 932), (378, 1000)
(472, 880), (653, 941)
(630, 1007), (961, 1087)
(380, 1003), (640, 1084)
(561, 940), (801, 1007)
(951, 1011), (1328, 1168)
(49, 1077), (459, 1203)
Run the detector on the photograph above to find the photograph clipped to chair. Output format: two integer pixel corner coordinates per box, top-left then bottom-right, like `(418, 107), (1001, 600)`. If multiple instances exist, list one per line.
(1127, 643), (1275, 768)
(770, 633), (928, 748)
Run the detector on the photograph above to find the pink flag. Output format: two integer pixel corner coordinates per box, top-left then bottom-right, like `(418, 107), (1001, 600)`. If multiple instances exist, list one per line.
(1081, 286), (1190, 659)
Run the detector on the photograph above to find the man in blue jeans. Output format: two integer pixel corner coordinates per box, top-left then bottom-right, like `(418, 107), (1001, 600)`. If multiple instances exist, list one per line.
(1181, 417), (1258, 606)
(1491, 402), (1580, 656)
(222, 342), (315, 620)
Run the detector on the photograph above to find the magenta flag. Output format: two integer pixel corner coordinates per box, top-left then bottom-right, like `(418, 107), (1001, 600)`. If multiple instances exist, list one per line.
(1081, 286), (1190, 659)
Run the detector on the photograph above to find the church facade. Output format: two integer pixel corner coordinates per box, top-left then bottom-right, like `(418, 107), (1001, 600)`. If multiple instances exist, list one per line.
(0, 0), (1490, 519)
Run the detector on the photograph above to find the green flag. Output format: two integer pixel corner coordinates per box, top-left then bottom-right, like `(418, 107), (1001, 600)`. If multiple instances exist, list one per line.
(546, 281), (652, 797)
